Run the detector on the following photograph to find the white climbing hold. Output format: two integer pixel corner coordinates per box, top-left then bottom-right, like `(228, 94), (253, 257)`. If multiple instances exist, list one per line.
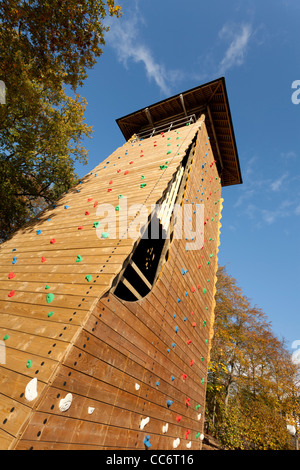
(140, 417), (150, 430)
(200, 433), (204, 440)
(88, 407), (95, 415)
(173, 438), (180, 449)
(186, 441), (192, 449)
(135, 383), (140, 391)
(162, 423), (169, 434)
(25, 377), (38, 402)
(59, 393), (73, 412)
(198, 413), (202, 421)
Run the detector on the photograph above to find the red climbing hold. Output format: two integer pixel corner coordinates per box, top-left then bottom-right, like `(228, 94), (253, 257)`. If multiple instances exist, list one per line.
(107, 188), (112, 192)
(94, 201), (98, 208)
(191, 287), (195, 293)
(185, 430), (191, 440)
(50, 238), (56, 244)
(78, 226), (83, 230)
(124, 170), (129, 175)
(88, 198), (93, 202)
(117, 169), (121, 173)
(185, 398), (191, 407)
(129, 161), (134, 164)
(176, 416), (182, 423)
(8, 272), (16, 279)
(109, 180), (113, 184)
(192, 322), (196, 327)
(182, 373), (188, 380)
(190, 359), (194, 367)
(41, 256), (47, 262)
(187, 339), (192, 345)
(8, 290), (15, 297)
(85, 211), (90, 216)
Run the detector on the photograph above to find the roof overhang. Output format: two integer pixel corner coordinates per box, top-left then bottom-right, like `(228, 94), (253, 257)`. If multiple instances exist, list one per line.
(116, 77), (242, 187)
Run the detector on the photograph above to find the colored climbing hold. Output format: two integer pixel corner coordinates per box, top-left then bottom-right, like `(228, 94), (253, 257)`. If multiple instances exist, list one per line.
(36, 230), (42, 235)
(76, 255), (82, 263)
(144, 435), (151, 448)
(196, 404), (201, 411)
(46, 293), (55, 303)
(26, 360), (32, 369)
(12, 256), (17, 264)
(176, 416), (182, 423)
(45, 285), (50, 290)
(85, 275), (92, 282)
(101, 232), (109, 238)
(93, 221), (100, 228)
(41, 256), (47, 262)
(166, 400), (173, 408)
(8, 290), (15, 297)
(3, 335), (9, 341)
(140, 183), (147, 188)
(8, 272), (16, 279)
(50, 238), (56, 244)
(48, 311), (54, 318)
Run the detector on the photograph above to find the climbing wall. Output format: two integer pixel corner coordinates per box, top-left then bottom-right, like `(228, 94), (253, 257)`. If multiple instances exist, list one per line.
(0, 117), (222, 450)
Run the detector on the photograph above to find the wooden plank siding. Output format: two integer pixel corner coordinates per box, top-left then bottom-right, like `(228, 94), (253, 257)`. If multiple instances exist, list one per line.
(5, 119), (224, 450)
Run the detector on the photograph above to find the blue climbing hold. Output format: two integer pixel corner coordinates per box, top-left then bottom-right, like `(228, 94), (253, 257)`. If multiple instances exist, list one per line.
(167, 400), (173, 408)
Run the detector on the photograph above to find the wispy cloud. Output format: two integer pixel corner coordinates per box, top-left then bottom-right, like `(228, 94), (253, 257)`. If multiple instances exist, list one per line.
(217, 23), (252, 75)
(105, 7), (181, 95)
(270, 173), (288, 191)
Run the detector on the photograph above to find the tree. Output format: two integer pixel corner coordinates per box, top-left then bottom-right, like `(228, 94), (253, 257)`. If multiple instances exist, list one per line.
(206, 265), (300, 450)
(0, 0), (122, 241)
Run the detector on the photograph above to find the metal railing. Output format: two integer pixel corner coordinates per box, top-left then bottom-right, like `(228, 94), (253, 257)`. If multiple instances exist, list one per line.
(134, 114), (197, 141)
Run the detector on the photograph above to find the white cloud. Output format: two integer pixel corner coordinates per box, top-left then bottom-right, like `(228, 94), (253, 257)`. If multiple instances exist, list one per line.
(270, 173), (288, 191)
(105, 9), (180, 95)
(218, 23), (252, 74)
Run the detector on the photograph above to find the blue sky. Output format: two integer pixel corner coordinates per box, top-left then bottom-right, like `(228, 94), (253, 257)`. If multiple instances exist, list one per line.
(74, 0), (300, 349)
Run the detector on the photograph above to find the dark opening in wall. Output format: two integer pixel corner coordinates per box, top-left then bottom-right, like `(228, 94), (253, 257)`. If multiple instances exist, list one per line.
(112, 134), (197, 302)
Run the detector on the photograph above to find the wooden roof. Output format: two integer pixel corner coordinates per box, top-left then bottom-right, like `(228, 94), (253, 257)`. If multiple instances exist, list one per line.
(116, 77), (242, 187)
(0, 118), (205, 448)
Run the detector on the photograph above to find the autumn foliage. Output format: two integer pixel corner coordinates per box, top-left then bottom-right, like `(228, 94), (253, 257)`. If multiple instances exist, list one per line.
(206, 266), (300, 450)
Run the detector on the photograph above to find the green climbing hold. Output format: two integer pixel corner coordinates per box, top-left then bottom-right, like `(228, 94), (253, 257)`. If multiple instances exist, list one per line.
(3, 334), (9, 341)
(26, 360), (32, 369)
(196, 432), (201, 439)
(118, 194), (123, 199)
(76, 255), (82, 263)
(101, 232), (109, 238)
(93, 221), (100, 228)
(203, 288), (207, 294)
(46, 293), (55, 303)
(45, 285), (50, 290)
(201, 378), (205, 385)
(141, 175), (145, 179)
(85, 275), (92, 282)
(196, 404), (201, 411)
(140, 183), (147, 188)
(167, 151), (171, 155)
(160, 164), (168, 170)
(115, 205), (120, 211)
(48, 311), (54, 318)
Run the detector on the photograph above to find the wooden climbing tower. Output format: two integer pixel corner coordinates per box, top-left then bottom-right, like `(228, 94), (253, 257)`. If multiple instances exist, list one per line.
(0, 77), (242, 450)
